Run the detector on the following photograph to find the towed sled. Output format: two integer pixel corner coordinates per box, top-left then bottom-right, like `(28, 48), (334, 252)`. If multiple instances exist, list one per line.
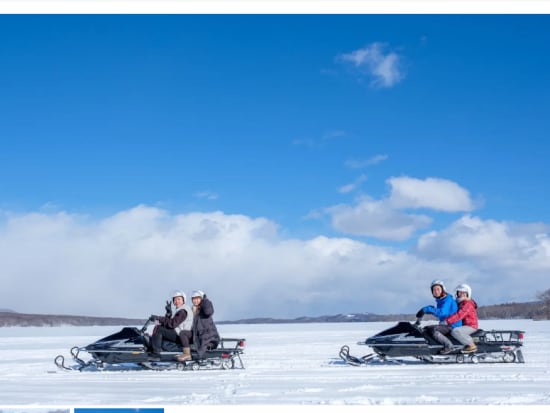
(339, 319), (525, 366)
(55, 319), (246, 371)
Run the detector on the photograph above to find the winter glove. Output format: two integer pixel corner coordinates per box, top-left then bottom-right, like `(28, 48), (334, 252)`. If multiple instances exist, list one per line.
(164, 300), (173, 318)
(149, 314), (159, 322)
(415, 309), (425, 318)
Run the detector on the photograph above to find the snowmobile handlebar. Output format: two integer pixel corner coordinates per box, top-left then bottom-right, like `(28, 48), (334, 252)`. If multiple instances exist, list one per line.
(140, 318), (155, 333)
(413, 317), (424, 331)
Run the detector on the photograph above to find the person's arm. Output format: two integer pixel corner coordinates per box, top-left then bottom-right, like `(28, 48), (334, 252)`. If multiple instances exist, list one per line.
(158, 308), (187, 328)
(422, 305), (437, 315)
(446, 301), (472, 325)
(200, 297), (215, 317)
(424, 296), (456, 319)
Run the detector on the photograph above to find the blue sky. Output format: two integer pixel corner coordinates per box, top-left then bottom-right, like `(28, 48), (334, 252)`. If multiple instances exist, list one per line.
(74, 409), (163, 413)
(1, 12), (550, 319)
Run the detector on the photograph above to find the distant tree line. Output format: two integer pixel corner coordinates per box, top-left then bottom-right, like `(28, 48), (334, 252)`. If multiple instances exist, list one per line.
(537, 287), (550, 319)
(476, 287), (550, 320)
(0, 311), (144, 327)
(1, 288), (550, 326)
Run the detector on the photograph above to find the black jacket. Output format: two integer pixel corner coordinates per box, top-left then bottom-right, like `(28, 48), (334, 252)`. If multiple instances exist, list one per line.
(192, 295), (220, 357)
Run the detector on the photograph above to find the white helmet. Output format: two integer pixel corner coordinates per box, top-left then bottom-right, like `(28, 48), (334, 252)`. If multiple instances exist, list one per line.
(455, 283), (472, 298)
(191, 290), (205, 299)
(172, 290), (186, 301)
(430, 279), (446, 293)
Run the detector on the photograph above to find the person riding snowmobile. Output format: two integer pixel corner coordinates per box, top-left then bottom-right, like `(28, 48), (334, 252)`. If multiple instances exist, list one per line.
(416, 280), (461, 354)
(445, 283), (479, 353)
(176, 290), (220, 361)
(149, 290), (193, 361)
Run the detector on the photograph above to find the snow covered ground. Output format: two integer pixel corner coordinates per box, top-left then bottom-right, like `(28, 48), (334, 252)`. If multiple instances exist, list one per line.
(0, 320), (549, 407)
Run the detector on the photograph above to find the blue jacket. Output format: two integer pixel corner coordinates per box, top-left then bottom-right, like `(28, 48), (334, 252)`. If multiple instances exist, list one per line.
(423, 294), (462, 328)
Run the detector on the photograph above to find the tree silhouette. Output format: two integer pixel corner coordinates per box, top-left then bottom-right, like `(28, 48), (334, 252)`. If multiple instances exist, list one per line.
(537, 288), (550, 319)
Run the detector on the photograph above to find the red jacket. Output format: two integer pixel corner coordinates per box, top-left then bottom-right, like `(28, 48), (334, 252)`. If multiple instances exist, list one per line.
(446, 299), (478, 329)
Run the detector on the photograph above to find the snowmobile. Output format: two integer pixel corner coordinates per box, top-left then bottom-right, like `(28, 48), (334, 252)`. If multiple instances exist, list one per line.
(339, 318), (525, 366)
(54, 319), (246, 371)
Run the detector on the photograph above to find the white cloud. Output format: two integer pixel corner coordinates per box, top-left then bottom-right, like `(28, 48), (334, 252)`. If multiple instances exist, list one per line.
(326, 176), (474, 240)
(338, 174), (367, 194)
(337, 42), (405, 88)
(322, 130), (346, 141)
(194, 190), (219, 200)
(345, 154), (388, 169)
(388, 176), (475, 212)
(417, 215), (550, 268)
(415, 215), (550, 303)
(1, 206), (549, 320)
(338, 183), (356, 194)
(327, 197), (432, 240)
(293, 130), (347, 149)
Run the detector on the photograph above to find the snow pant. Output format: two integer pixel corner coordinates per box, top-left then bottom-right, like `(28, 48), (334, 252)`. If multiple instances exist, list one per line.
(451, 325), (477, 346)
(151, 326), (179, 354)
(425, 324), (453, 349)
(179, 330), (192, 348)
(195, 338), (219, 358)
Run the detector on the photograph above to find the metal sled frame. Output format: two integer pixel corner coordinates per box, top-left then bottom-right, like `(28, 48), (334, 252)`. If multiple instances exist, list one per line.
(55, 337), (246, 372)
(339, 322), (525, 367)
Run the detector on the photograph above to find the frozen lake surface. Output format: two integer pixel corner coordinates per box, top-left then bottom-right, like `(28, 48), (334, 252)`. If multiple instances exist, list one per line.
(0, 320), (549, 406)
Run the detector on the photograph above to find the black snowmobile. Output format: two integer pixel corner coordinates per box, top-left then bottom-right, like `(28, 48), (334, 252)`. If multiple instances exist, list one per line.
(339, 318), (525, 366)
(54, 319), (246, 371)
